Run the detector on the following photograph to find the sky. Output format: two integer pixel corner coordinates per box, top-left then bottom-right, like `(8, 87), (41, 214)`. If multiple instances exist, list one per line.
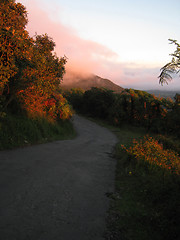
(18, 0), (180, 90)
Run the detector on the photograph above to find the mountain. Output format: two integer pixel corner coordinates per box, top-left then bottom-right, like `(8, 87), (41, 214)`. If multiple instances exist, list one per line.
(62, 72), (125, 93)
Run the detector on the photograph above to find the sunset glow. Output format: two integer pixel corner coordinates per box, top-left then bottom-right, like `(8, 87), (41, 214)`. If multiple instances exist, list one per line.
(18, 0), (180, 90)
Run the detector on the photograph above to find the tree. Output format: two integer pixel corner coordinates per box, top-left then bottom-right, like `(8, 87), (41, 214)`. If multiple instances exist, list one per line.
(17, 34), (68, 120)
(0, 0), (72, 121)
(0, 0), (33, 98)
(159, 39), (180, 85)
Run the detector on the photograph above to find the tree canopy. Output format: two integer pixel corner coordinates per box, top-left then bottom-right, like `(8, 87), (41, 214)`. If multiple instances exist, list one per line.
(0, 0), (72, 121)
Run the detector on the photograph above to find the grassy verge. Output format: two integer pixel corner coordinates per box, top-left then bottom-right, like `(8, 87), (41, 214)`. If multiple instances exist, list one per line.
(85, 117), (179, 240)
(0, 114), (76, 150)
(103, 125), (180, 240)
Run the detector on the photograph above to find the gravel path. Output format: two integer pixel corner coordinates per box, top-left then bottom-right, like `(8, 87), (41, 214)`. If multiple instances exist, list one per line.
(0, 115), (117, 240)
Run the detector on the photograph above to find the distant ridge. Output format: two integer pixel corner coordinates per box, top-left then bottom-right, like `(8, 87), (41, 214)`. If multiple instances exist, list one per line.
(145, 90), (179, 99)
(62, 73), (125, 93)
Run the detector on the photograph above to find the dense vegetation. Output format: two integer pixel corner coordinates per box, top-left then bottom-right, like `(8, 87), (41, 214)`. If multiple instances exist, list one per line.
(0, 0), (74, 148)
(64, 87), (180, 240)
(106, 126), (180, 240)
(64, 87), (180, 137)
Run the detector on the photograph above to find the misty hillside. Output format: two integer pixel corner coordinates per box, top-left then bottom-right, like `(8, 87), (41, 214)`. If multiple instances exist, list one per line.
(62, 73), (125, 93)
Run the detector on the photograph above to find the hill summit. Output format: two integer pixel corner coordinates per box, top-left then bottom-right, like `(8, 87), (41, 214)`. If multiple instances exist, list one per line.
(62, 72), (125, 93)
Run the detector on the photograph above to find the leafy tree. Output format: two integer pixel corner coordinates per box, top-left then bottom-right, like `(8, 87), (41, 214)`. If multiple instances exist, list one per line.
(159, 39), (180, 85)
(17, 34), (68, 120)
(0, 0), (33, 103)
(0, 0), (72, 121)
(32, 34), (66, 94)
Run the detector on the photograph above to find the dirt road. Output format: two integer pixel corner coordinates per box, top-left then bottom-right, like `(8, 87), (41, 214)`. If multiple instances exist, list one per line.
(0, 115), (117, 240)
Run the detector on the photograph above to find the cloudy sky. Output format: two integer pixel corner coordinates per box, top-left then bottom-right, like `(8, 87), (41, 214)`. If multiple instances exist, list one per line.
(18, 0), (180, 90)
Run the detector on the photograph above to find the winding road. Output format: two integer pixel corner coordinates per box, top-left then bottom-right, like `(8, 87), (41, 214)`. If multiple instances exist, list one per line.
(0, 115), (117, 240)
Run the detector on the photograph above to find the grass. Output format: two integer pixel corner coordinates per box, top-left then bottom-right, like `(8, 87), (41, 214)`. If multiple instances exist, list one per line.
(107, 150), (180, 240)
(0, 113), (76, 150)
(103, 124), (180, 240)
(86, 117), (180, 240)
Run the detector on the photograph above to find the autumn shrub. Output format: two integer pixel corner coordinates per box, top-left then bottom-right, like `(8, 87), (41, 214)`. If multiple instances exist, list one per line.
(49, 93), (73, 120)
(122, 135), (180, 175)
(17, 88), (72, 122)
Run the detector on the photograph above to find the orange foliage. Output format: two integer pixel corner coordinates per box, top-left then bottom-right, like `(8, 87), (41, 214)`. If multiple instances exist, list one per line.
(1, 1), (72, 121)
(122, 136), (180, 175)
(18, 87), (72, 122)
(0, 0), (33, 93)
(17, 86), (48, 119)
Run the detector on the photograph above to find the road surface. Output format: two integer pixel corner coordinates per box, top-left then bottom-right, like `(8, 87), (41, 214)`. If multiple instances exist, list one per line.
(0, 115), (117, 240)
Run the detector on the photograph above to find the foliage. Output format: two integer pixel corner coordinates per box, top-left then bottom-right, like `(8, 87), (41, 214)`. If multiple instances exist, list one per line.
(0, 0), (31, 94)
(63, 88), (84, 112)
(17, 87), (72, 121)
(66, 87), (178, 136)
(82, 87), (115, 119)
(0, 0), (72, 122)
(122, 135), (180, 175)
(159, 39), (180, 85)
(105, 126), (180, 240)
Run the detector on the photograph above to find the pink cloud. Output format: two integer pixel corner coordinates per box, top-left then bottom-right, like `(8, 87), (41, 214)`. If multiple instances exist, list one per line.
(19, 0), (180, 90)
(24, 0), (118, 76)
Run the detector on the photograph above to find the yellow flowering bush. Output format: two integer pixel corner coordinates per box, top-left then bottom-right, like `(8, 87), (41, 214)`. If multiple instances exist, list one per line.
(122, 136), (180, 175)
